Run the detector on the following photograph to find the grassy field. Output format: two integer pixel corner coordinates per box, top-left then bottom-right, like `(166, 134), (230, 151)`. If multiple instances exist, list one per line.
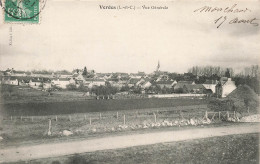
(1, 97), (208, 116)
(0, 105), (211, 147)
(11, 133), (259, 164)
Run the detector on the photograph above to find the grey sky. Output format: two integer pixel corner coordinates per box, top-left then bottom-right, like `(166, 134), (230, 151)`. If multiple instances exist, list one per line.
(0, 1), (259, 73)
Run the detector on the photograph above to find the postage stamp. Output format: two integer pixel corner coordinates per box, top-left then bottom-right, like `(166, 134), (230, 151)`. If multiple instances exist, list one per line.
(1, 0), (46, 23)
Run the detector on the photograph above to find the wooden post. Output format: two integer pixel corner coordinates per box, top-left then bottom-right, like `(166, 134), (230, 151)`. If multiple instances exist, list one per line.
(123, 115), (126, 125)
(205, 111), (208, 119)
(233, 111), (235, 118)
(84, 114), (86, 120)
(89, 117), (92, 125)
(55, 116), (58, 122)
(48, 119), (52, 135)
(218, 111), (221, 120)
(99, 113), (102, 120)
(11, 116), (12, 121)
(31, 116), (33, 122)
(21, 116), (23, 121)
(227, 111), (229, 118)
(69, 115), (71, 121)
(116, 112), (118, 119)
(154, 113), (157, 123)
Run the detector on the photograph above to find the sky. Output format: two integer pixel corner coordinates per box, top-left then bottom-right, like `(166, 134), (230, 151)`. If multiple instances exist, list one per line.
(0, 1), (259, 74)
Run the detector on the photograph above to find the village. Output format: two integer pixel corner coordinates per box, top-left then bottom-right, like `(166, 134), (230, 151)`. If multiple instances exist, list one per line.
(0, 63), (247, 99)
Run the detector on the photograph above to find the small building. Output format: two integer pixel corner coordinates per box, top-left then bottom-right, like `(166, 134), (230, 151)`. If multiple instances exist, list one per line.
(203, 80), (218, 93)
(127, 78), (141, 87)
(183, 84), (206, 94)
(215, 77), (237, 98)
(174, 81), (195, 91)
(156, 80), (176, 89)
(29, 78), (42, 88)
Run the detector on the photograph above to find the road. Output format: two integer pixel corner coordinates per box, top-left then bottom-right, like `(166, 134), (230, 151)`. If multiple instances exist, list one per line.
(0, 124), (259, 163)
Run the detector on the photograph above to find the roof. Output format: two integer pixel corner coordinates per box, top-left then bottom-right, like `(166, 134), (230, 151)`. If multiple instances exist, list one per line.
(85, 78), (105, 82)
(178, 81), (194, 84)
(128, 78), (141, 84)
(156, 81), (173, 85)
(184, 84), (205, 91)
(204, 80), (218, 85)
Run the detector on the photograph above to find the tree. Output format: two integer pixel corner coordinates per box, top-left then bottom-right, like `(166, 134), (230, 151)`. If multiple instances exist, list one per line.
(225, 68), (231, 78)
(82, 66), (87, 75)
(66, 84), (77, 90)
(174, 88), (184, 93)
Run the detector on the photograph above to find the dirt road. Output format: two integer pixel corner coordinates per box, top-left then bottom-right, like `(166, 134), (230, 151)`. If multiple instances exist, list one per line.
(0, 124), (259, 163)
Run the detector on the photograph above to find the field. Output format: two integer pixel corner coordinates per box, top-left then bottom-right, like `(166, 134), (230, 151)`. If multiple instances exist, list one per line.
(0, 104), (212, 147)
(12, 133), (259, 164)
(1, 97), (208, 116)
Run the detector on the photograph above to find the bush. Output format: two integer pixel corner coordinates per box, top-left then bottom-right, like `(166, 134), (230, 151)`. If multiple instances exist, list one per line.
(66, 84), (77, 91)
(208, 85), (259, 114)
(174, 88), (184, 93)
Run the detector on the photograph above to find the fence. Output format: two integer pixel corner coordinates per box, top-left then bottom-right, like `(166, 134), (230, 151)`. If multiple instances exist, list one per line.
(3, 105), (240, 137)
(148, 94), (206, 98)
(5, 105), (237, 124)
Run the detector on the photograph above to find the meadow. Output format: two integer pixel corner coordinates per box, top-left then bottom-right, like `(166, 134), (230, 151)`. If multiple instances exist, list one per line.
(1, 98), (208, 116)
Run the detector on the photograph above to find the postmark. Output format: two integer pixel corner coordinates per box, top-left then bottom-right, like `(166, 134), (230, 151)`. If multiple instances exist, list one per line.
(0, 0), (47, 23)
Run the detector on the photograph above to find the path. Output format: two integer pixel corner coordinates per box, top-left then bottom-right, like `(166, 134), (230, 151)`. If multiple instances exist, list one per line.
(0, 124), (259, 163)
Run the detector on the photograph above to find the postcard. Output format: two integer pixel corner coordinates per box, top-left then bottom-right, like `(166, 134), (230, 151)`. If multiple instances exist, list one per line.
(0, 0), (259, 163)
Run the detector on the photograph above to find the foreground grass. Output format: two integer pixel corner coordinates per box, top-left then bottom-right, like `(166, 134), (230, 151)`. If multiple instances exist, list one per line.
(14, 133), (259, 164)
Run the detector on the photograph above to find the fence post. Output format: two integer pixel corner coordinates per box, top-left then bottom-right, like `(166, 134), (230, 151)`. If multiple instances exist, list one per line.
(205, 111), (208, 119)
(154, 113), (157, 123)
(55, 116), (58, 122)
(116, 112), (118, 119)
(123, 115), (126, 125)
(31, 116), (34, 122)
(84, 114), (86, 120)
(21, 116), (23, 121)
(89, 117), (92, 125)
(227, 111), (229, 119)
(99, 113), (102, 120)
(11, 116), (12, 121)
(48, 119), (52, 136)
(218, 111), (221, 120)
(69, 115), (71, 121)
(233, 111), (235, 118)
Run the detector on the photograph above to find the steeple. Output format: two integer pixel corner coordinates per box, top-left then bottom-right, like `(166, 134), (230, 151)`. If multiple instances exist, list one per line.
(156, 60), (160, 72)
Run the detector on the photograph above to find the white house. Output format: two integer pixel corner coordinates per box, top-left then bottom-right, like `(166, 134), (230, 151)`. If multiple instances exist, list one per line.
(216, 77), (237, 98)
(52, 78), (75, 89)
(84, 78), (106, 88)
(29, 78), (42, 88)
(203, 80), (218, 93)
(3, 77), (19, 85)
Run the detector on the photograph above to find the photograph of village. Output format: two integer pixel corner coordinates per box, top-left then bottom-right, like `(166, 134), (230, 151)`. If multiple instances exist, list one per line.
(0, 63), (259, 163)
(0, 1), (260, 164)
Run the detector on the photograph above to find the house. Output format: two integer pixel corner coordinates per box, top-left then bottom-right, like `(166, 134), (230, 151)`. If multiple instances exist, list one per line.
(155, 75), (170, 82)
(85, 78), (106, 88)
(183, 84), (205, 93)
(51, 78), (75, 89)
(2, 76), (19, 85)
(156, 80), (176, 89)
(174, 81), (195, 91)
(203, 80), (218, 93)
(138, 81), (152, 89)
(127, 78), (141, 87)
(29, 78), (42, 88)
(215, 77), (237, 98)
